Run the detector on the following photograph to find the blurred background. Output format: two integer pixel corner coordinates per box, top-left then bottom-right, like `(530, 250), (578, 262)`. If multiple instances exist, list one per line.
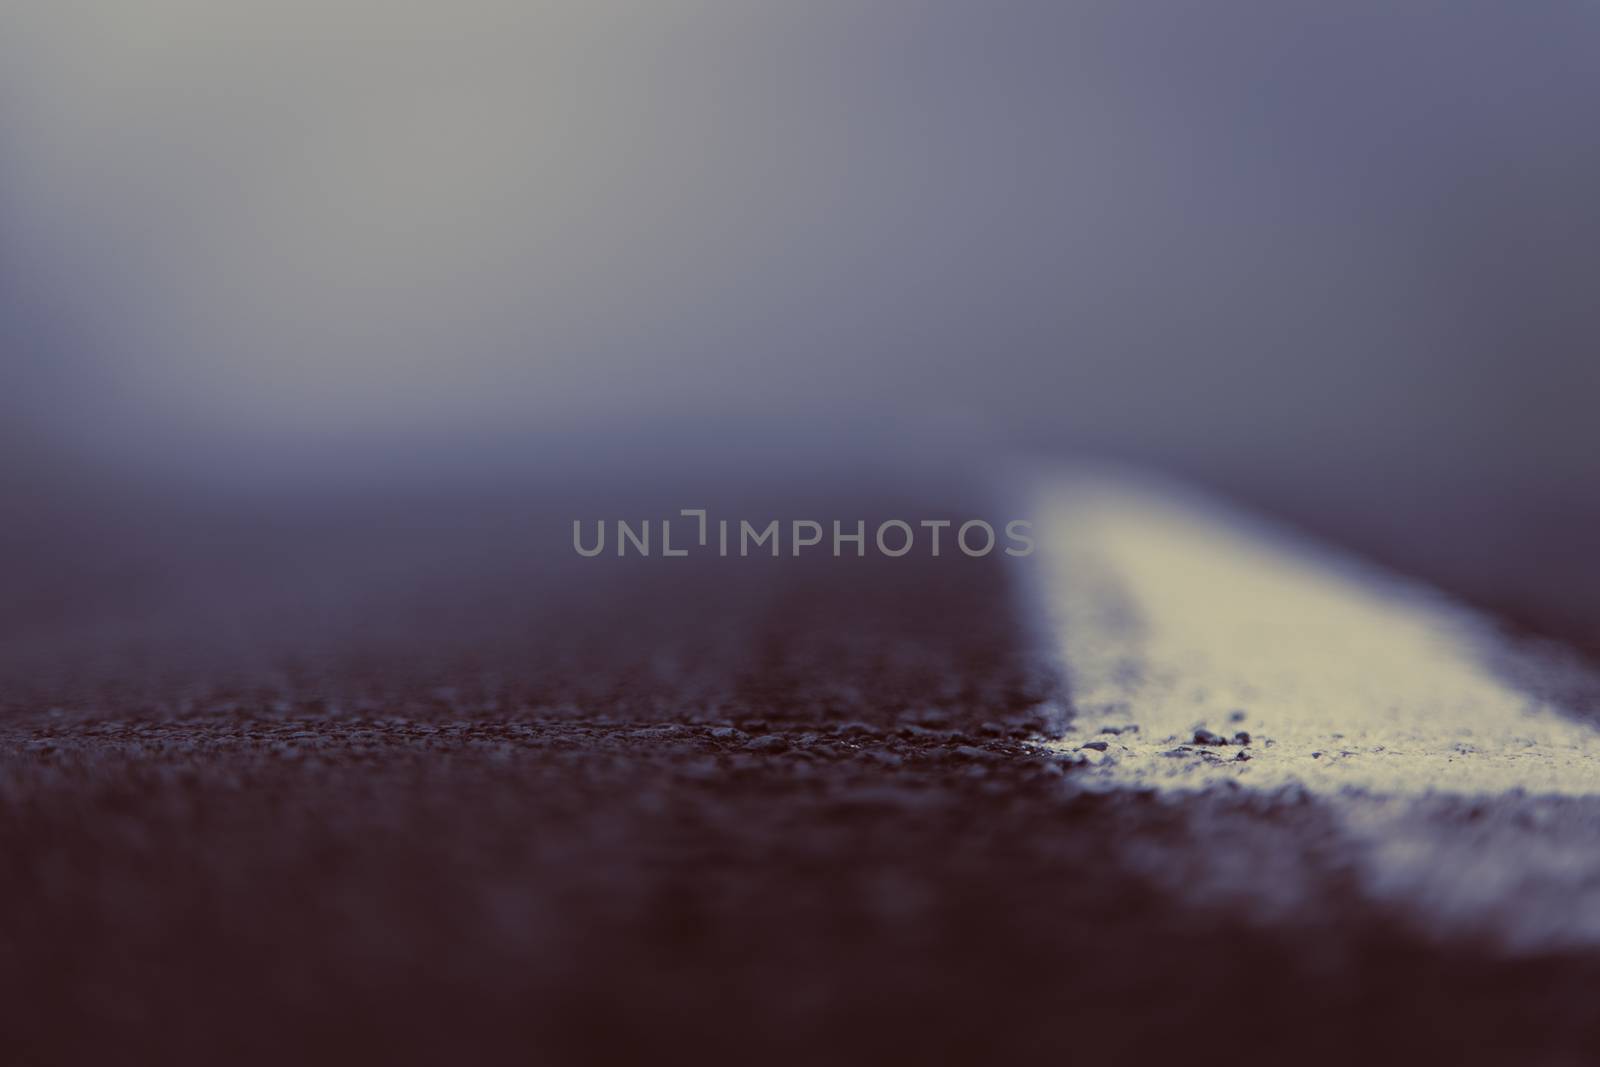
(1, 0), (1597, 687)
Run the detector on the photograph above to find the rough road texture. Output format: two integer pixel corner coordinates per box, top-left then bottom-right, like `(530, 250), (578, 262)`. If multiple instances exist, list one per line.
(5, 485), (1600, 1065)
(12, 711), (1600, 1066)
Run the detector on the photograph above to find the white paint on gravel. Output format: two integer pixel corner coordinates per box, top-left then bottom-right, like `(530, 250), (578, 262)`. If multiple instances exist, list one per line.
(1031, 471), (1600, 798)
(1026, 470), (1600, 950)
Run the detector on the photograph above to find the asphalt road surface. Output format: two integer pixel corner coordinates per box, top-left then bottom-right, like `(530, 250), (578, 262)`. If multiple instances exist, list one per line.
(6, 471), (1600, 1065)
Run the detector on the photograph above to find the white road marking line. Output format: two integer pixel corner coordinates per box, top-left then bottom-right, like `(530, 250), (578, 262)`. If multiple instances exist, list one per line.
(1025, 470), (1600, 950)
(1031, 470), (1600, 797)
